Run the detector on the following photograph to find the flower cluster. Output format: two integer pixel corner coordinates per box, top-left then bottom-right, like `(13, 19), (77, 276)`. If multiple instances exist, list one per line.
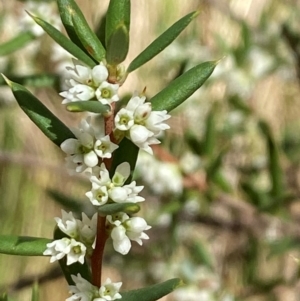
(115, 94), (170, 154)
(60, 60), (119, 106)
(43, 211), (97, 265)
(86, 162), (144, 206)
(61, 117), (118, 174)
(67, 274), (122, 301)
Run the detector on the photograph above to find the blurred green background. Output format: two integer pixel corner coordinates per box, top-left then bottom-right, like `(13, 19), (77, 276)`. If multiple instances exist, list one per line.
(1, 0), (300, 300)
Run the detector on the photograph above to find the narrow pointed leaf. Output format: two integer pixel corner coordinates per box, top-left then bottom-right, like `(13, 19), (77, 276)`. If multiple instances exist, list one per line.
(0, 73), (59, 88)
(57, 0), (91, 55)
(66, 101), (111, 114)
(110, 138), (139, 183)
(69, 10), (106, 62)
(0, 32), (35, 56)
(105, 0), (130, 64)
(106, 24), (129, 65)
(29, 13), (96, 67)
(54, 228), (91, 285)
(47, 189), (86, 213)
(121, 278), (182, 301)
(0, 235), (51, 256)
(98, 202), (140, 216)
(3, 76), (75, 146)
(151, 61), (217, 112)
(127, 11), (199, 73)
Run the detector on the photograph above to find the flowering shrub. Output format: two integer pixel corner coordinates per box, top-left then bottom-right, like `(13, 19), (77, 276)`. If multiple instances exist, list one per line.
(0, 1), (216, 300)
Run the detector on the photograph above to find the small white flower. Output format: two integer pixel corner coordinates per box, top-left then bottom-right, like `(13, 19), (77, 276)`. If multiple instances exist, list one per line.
(107, 213), (151, 255)
(86, 183), (109, 206)
(55, 210), (78, 238)
(95, 81), (119, 105)
(114, 94), (170, 153)
(86, 163), (144, 206)
(129, 124), (160, 154)
(60, 84), (95, 104)
(111, 225), (132, 255)
(114, 108), (134, 131)
(65, 60), (93, 85)
(94, 135), (119, 159)
(77, 213), (98, 248)
(145, 110), (170, 136)
(99, 278), (122, 300)
(68, 274), (122, 301)
(67, 239), (87, 265)
(61, 117), (117, 174)
(92, 64), (109, 85)
(124, 217), (151, 245)
(43, 238), (71, 263)
(43, 238), (86, 265)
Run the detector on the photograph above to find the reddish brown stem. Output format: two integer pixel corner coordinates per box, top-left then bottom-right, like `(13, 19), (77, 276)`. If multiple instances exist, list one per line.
(91, 102), (116, 287)
(91, 215), (108, 286)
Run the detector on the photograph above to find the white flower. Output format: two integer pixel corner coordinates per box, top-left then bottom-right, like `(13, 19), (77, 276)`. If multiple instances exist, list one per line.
(77, 213), (98, 248)
(129, 125), (160, 154)
(53, 210), (97, 252)
(99, 278), (122, 300)
(43, 238), (71, 262)
(114, 94), (170, 153)
(55, 210), (78, 238)
(92, 64), (109, 85)
(68, 274), (122, 301)
(67, 239), (87, 265)
(94, 135), (119, 159)
(95, 81), (119, 105)
(60, 60), (120, 105)
(60, 84), (95, 104)
(61, 117), (118, 174)
(145, 110), (170, 136)
(86, 163), (144, 206)
(86, 183), (109, 206)
(114, 108), (134, 131)
(43, 238), (86, 265)
(107, 213), (151, 255)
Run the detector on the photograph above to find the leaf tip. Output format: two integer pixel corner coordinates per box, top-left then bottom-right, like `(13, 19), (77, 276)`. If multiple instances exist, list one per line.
(1, 74), (11, 87)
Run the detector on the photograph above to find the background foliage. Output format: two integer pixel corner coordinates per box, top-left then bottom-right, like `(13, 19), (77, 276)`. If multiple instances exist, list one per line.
(1, 0), (300, 300)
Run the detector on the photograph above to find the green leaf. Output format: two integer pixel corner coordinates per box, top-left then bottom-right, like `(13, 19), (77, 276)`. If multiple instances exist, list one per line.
(110, 138), (139, 183)
(0, 235), (51, 256)
(127, 11), (199, 73)
(0, 73), (59, 88)
(47, 189), (86, 213)
(66, 101), (111, 114)
(151, 61), (217, 112)
(98, 202), (140, 216)
(3, 76), (75, 147)
(57, 0), (92, 55)
(29, 13), (96, 68)
(121, 278), (182, 301)
(105, 0), (130, 65)
(54, 228), (91, 285)
(0, 32), (35, 56)
(31, 282), (39, 301)
(69, 8), (106, 61)
(106, 25), (129, 65)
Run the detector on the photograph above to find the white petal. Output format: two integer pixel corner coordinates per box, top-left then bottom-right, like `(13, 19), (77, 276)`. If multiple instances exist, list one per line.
(83, 151), (98, 167)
